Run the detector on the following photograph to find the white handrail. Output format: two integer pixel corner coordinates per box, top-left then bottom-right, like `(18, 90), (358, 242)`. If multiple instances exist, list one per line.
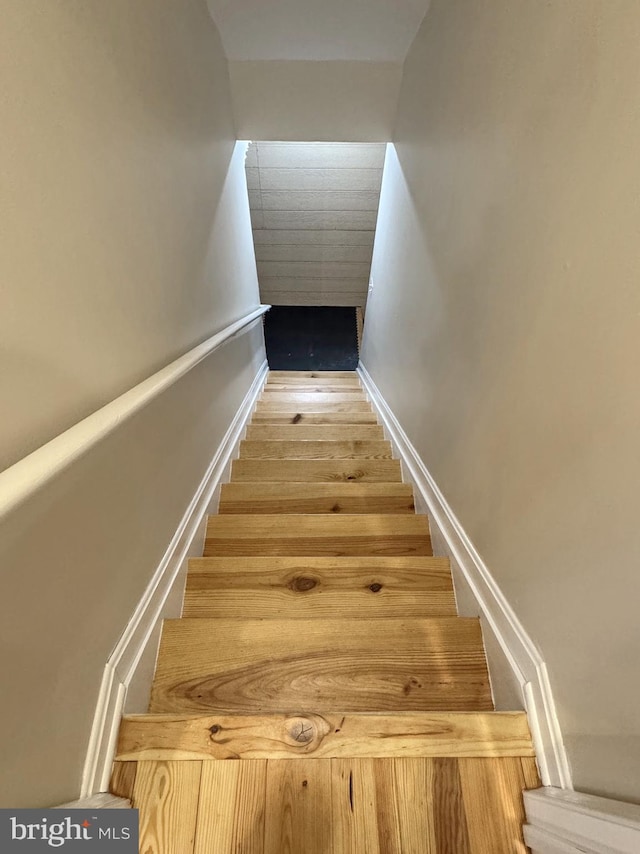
(0, 304), (270, 520)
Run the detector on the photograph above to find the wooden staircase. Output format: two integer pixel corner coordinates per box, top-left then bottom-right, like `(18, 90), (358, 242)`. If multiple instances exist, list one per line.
(111, 370), (539, 852)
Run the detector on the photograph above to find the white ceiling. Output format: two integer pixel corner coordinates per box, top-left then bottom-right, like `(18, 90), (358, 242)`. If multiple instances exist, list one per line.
(206, 0), (431, 62)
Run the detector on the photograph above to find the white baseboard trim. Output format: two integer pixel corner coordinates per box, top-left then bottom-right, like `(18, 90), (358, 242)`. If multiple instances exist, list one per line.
(55, 794), (131, 810)
(357, 362), (571, 789)
(81, 360), (268, 797)
(524, 787), (640, 854)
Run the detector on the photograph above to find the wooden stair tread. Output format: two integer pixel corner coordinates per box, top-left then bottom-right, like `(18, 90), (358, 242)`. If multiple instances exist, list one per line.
(250, 410), (380, 425)
(238, 440), (393, 460)
(122, 757), (538, 854)
(117, 711), (534, 761)
(219, 482), (415, 514)
(245, 424), (385, 441)
(183, 555), (454, 618)
(231, 459), (402, 483)
(204, 514), (431, 557)
(255, 400), (373, 413)
(260, 391), (367, 404)
(149, 617), (492, 714)
(264, 382), (362, 392)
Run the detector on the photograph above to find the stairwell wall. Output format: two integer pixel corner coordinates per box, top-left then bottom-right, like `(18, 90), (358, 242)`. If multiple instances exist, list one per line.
(362, 0), (640, 803)
(0, 0), (265, 806)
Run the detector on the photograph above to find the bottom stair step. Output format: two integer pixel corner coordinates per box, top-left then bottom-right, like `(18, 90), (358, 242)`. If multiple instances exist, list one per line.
(116, 711), (534, 761)
(149, 617), (493, 714)
(117, 756), (539, 854)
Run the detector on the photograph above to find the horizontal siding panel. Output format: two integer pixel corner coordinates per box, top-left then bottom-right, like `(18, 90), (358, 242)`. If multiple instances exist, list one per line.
(263, 291), (367, 306)
(258, 168), (383, 192)
(255, 244), (373, 263)
(263, 210), (378, 230)
(259, 277), (369, 293)
(252, 229), (374, 247)
(245, 145), (258, 167)
(255, 142), (386, 169)
(254, 190), (380, 212)
(250, 209), (264, 229)
(245, 167), (260, 190)
(257, 261), (371, 280)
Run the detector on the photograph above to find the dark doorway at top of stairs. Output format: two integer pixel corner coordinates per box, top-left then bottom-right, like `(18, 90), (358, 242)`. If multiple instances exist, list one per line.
(264, 305), (359, 371)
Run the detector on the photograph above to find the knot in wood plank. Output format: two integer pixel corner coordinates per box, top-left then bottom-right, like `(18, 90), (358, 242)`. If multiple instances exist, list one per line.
(284, 716), (321, 748)
(288, 576), (317, 592)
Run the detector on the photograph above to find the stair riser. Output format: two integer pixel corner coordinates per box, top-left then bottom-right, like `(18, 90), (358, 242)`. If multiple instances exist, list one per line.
(117, 712), (534, 761)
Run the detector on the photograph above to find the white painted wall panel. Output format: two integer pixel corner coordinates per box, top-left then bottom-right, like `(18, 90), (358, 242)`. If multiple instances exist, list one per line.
(258, 261), (370, 279)
(248, 142), (384, 307)
(254, 142), (387, 169)
(255, 244), (373, 263)
(262, 290), (367, 307)
(260, 277), (369, 293)
(262, 210), (378, 230)
(252, 229), (375, 246)
(257, 168), (383, 192)
(251, 190), (380, 212)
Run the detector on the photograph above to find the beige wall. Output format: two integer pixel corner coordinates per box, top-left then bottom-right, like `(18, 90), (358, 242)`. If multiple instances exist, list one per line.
(363, 0), (640, 803)
(0, 0), (265, 806)
(229, 61), (402, 142)
(0, 0), (261, 472)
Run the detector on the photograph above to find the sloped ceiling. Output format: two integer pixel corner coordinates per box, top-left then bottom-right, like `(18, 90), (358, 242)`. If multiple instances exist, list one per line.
(206, 0), (431, 62)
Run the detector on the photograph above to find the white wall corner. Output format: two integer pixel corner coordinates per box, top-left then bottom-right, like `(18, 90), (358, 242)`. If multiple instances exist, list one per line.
(81, 359), (268, 797)
(357, 361), (572, 790)
(523, 788), (640, 854)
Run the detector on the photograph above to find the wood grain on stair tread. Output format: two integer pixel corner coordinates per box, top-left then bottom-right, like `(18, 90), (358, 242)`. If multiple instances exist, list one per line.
(260, 391), (366, 404)
(219, 482), (414, 515)
(264, 759), (332, 854)
(184, 555), (454, 618)
(149, 617), (492, 714)
(231, 459), (402, 483)
(194, 761), (267, 854)
(250, 410), (379, 425)
(245, 423), (384, 441)
(458, 756), (529, 854)
(255, 399), (372, 413)
(204, 514), (431, 557)
(132, 761), (202, 854)
(238, 440), (393, 460)
(115, 757), (535, 854)
(117, 712), (534, 761)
